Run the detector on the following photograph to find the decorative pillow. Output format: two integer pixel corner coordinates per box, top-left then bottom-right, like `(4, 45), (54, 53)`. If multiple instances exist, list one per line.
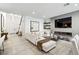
(50, 33), (54, 38)
(60, 35), (63, 39)
(53, 34), (59, 41)
(53, 35), (58, 39)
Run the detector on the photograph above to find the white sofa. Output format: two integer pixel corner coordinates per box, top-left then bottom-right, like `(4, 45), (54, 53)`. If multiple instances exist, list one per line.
(25, 33), (56, 52)
(25, 33), (39, 45)
(0, 35), (5, 51)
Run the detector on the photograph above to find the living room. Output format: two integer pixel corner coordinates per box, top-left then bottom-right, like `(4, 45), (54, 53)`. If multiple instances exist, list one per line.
(0, 3), (79, 55)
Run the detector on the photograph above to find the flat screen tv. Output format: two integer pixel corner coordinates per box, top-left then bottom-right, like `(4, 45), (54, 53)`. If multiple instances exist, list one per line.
(55, 17), (72, 28)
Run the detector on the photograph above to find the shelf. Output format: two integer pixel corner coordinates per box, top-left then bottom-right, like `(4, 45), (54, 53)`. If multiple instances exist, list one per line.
(44, 22), (51, 29)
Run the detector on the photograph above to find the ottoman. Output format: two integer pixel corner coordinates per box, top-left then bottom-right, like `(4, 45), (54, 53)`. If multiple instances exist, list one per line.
(42, 40), (56, 52)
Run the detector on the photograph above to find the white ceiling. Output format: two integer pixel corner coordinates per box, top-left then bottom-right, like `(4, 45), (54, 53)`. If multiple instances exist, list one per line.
(0, 3), (79, 19)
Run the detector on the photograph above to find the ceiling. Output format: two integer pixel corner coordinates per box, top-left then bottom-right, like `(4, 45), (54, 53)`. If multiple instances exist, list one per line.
(0, 3), (79, 19)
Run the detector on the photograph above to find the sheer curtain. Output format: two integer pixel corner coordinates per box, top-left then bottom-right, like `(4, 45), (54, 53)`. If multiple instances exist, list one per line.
(5, 13), (21, 34)
(0, 14), (1, 33)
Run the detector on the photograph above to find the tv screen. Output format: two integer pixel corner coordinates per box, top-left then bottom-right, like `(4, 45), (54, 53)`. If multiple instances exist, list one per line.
(55, 17), (72, 28)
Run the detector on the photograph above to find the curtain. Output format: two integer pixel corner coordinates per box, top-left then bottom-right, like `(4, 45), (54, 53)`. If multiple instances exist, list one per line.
(5, 14), (21, 34)
(0, 14), (1, 33)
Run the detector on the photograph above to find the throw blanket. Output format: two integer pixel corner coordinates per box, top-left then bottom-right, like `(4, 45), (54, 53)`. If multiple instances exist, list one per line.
(37, 39), (50, 51)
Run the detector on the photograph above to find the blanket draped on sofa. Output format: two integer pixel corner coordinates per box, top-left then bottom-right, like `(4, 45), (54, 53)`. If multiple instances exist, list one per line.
(37, 39), (50, 50)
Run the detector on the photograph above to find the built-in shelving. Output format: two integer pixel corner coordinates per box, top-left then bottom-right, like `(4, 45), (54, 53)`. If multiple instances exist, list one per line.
(44, 22), (51, 29)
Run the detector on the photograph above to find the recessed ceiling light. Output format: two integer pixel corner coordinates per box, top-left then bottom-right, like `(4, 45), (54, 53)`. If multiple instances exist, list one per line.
(32, 11), (35, 14)
(74, 4), (78, 6)
(43, 16), (46, 18)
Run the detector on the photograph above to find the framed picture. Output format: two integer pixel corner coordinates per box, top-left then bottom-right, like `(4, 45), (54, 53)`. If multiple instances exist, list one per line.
(30, 21), (39, 32)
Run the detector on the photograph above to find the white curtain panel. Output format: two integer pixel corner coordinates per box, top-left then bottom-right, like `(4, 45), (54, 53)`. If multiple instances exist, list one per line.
(5, 14), (21, 33)
(0, 14), (1, 32)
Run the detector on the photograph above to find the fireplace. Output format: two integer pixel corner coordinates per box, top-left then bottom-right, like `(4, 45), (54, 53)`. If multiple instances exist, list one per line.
(53, 31), (72, 41)
(54, 31), (72, 36)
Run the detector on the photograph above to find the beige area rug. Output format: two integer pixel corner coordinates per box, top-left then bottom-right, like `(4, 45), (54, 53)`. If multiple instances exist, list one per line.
(48, 40), (74, 55)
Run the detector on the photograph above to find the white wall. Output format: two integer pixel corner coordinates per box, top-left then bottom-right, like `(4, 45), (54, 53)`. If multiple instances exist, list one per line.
(51, 11), (79, 36)
(23, 16), (44, 36)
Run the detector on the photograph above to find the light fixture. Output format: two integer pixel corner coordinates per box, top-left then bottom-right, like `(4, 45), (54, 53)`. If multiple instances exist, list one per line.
(74, 4), (78, 6)
(32, 11), (35, 14)
(32, 9), (36, 15)
(43, 16), (46, 18)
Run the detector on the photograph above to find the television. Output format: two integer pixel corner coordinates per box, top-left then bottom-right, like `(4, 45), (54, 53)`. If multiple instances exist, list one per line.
(55, 17), (72, 28)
